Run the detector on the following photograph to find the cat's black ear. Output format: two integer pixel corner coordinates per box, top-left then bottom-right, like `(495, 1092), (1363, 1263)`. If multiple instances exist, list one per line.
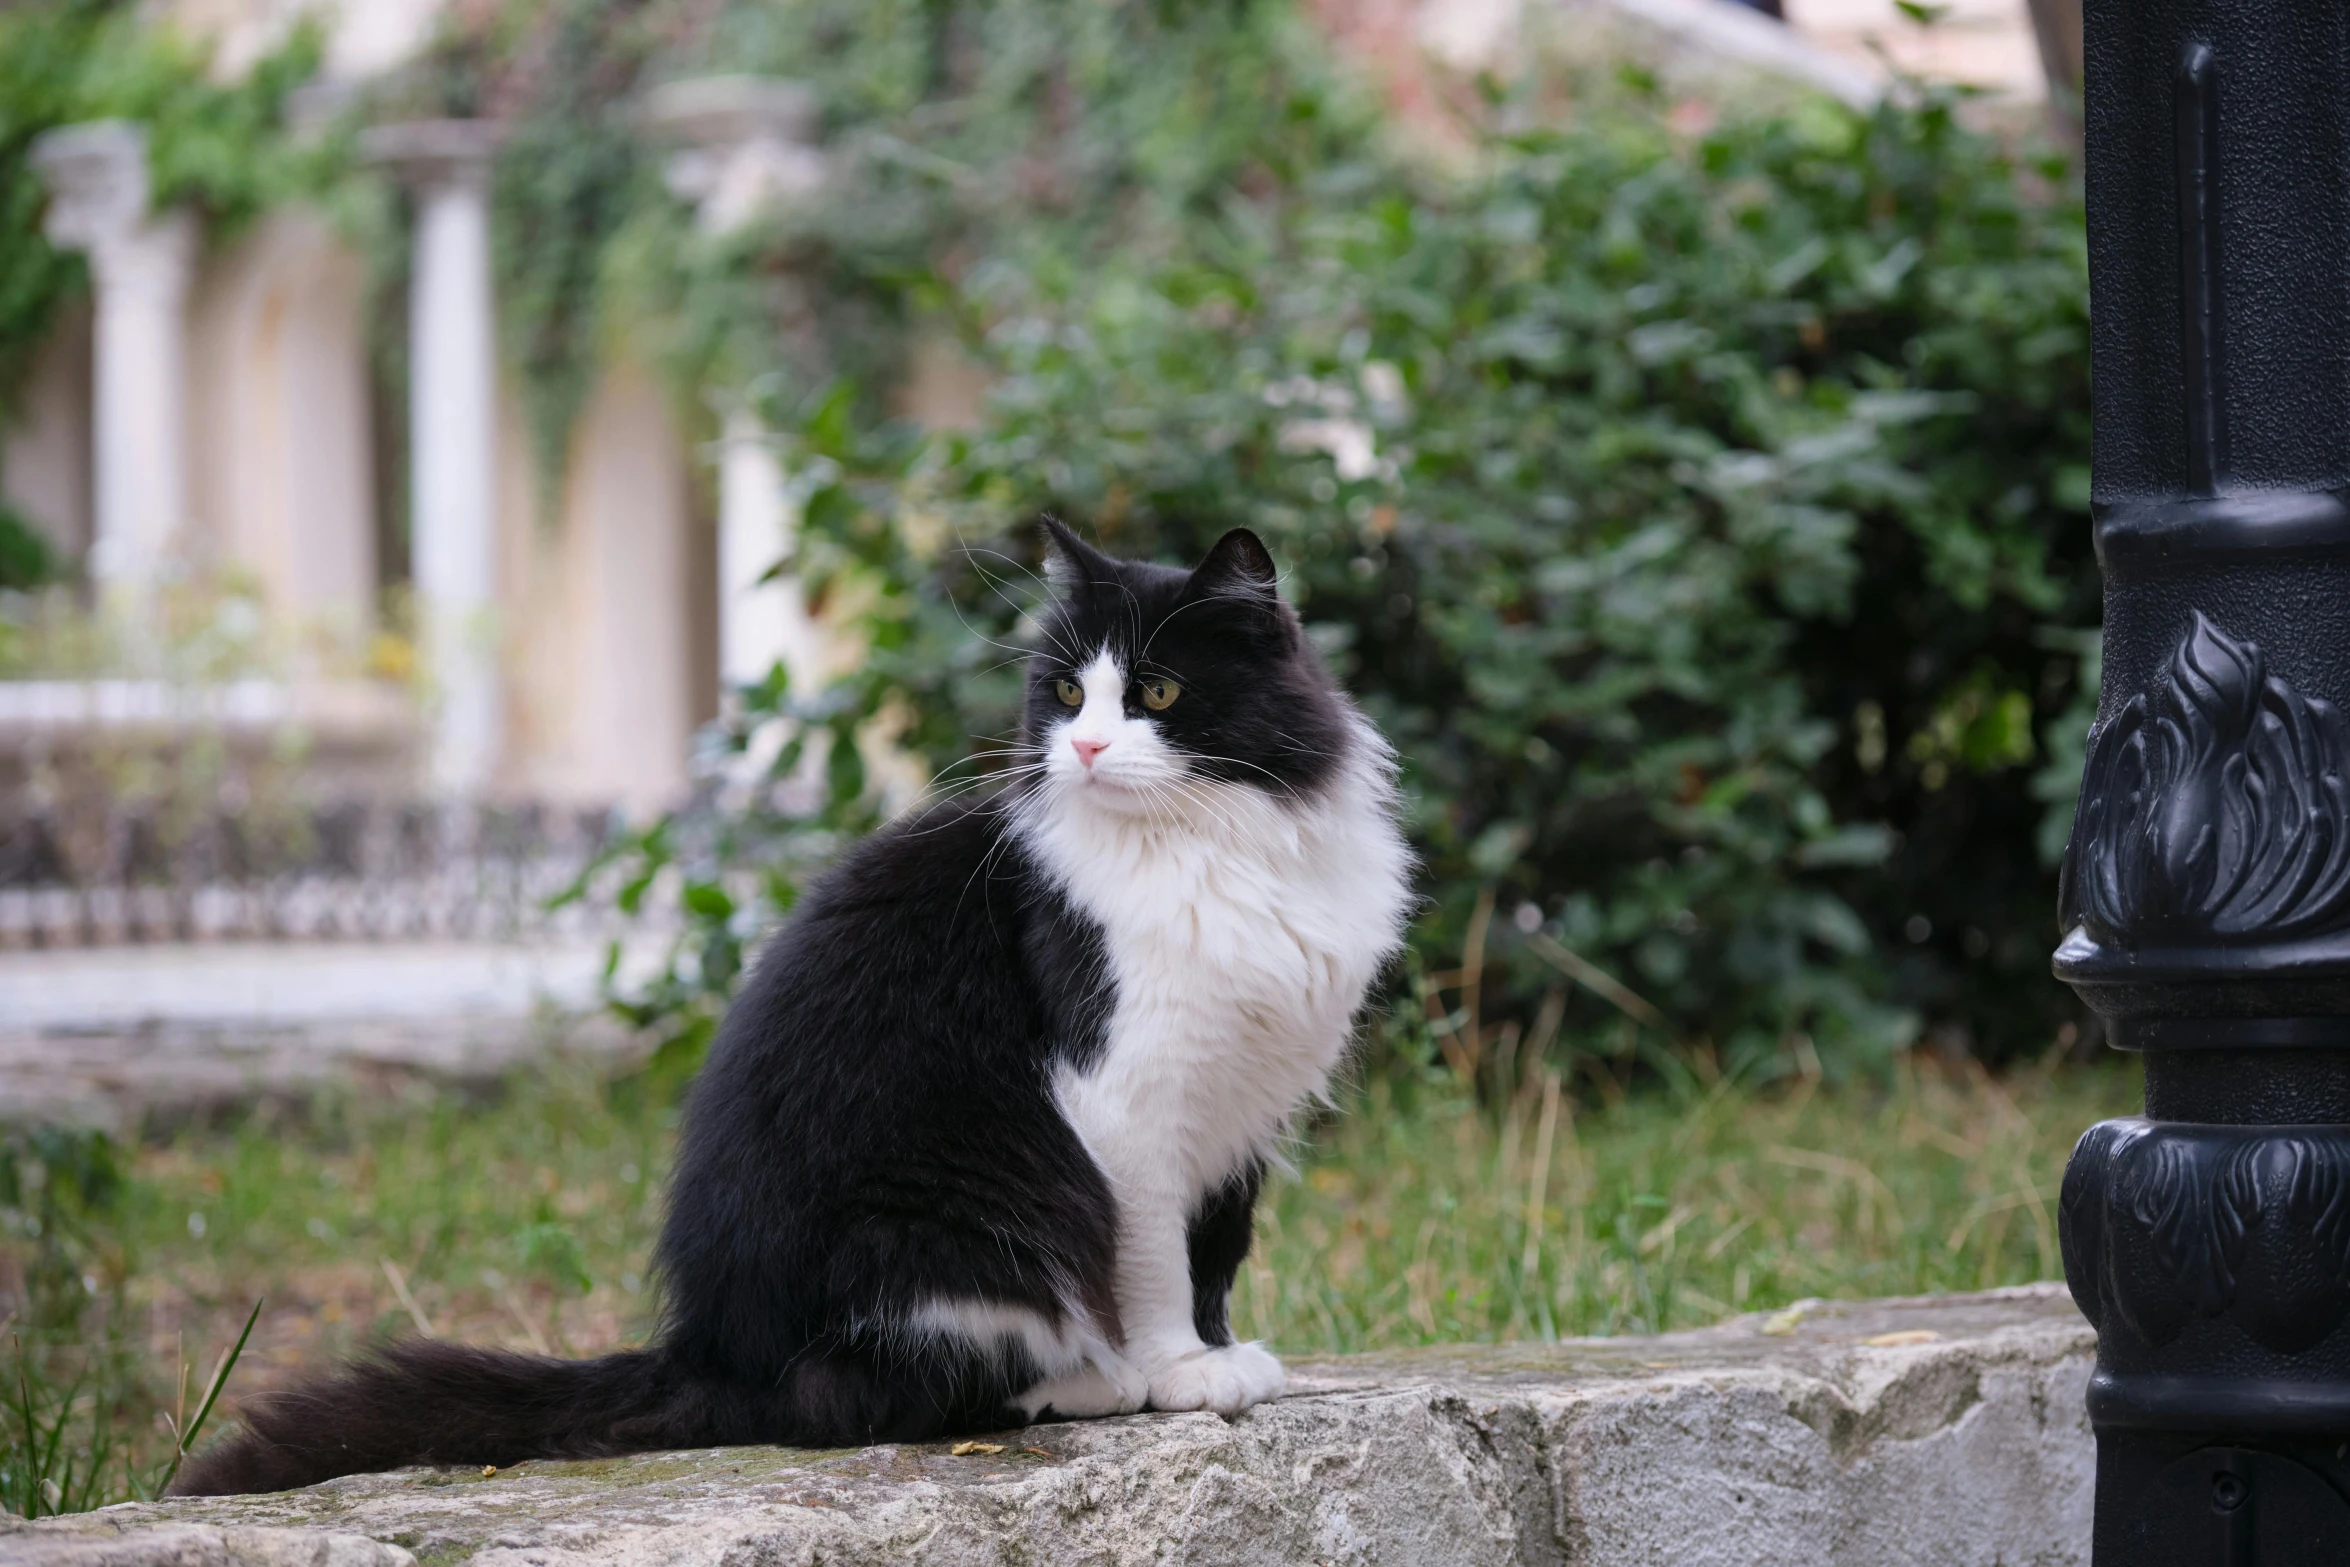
(1187, 528), (1279, 601)
(1040, 518), (1117, 596)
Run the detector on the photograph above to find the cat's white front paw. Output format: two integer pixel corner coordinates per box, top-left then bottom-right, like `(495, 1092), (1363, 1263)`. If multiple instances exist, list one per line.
(1016, 1353), (1150, 1420)
(1144, 1342), (1286, 1416)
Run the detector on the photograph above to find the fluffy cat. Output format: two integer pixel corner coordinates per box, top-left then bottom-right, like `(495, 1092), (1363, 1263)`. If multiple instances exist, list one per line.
(175, 521), (1412, 1495)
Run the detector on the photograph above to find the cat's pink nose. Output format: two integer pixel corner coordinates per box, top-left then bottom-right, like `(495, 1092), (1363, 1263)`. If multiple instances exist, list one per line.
(1071, 737), (1110, 769)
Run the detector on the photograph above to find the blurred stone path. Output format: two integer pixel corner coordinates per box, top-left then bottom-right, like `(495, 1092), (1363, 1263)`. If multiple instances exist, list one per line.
(0, 939), (664, 1131)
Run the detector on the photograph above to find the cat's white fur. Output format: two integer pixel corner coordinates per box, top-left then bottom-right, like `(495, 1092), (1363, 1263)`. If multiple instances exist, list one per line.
(926, 645), (1412, 1418)
(903, 1296), (1145, 1418)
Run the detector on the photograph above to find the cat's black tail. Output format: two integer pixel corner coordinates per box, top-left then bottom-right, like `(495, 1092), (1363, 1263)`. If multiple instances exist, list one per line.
(168, 1340), (725, 1496)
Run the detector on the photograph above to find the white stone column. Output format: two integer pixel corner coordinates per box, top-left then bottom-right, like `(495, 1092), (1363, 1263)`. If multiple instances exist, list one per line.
(715, 405), (825, 692)
(640, 79), (827, 700)
(365, 121), (502, 796)
(30, 122), (196, 607)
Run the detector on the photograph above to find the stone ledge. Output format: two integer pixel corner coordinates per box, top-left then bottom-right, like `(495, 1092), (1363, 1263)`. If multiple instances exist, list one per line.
(3, 1286), (2094, 1567)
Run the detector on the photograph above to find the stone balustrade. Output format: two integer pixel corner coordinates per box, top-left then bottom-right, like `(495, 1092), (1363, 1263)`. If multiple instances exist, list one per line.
(0, 790), (623, 950)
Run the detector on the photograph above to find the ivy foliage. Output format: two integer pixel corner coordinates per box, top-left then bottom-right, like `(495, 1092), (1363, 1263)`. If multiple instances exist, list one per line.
(558, 12), (2092, 1078)
(451, 0), (675, 489)
(0, 0), (323, 515)
(416, 0), (1378, 481)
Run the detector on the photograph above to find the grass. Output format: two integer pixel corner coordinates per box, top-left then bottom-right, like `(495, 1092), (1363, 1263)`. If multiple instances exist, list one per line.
(1, 1049), (2141, 1514)
(0, 1127), (257, 1515)
(1236, 1052), (2134, 1348)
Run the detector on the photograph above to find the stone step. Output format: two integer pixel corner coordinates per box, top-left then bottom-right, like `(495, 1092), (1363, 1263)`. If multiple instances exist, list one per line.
(0, 938), (667, 1130)
(2, 1285), (2094, 1566)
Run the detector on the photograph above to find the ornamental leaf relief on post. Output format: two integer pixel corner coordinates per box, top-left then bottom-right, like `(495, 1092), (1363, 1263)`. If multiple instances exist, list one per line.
(2062, 611), (2350, 946)
(2064, 1120), (2350, 1353)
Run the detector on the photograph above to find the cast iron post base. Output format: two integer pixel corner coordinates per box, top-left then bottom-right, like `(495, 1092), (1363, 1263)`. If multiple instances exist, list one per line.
(2093, 1436), (2350, 1564)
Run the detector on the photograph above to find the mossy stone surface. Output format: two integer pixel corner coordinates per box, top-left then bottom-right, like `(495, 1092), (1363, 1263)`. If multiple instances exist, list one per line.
(3, 1287), (2094, 1567)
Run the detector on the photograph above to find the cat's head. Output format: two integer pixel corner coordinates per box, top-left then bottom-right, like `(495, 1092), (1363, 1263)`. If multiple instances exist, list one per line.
(1017, 520), (1352, 813)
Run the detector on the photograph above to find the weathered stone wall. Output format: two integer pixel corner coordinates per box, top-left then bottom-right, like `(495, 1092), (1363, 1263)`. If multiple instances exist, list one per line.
(4, 1286), (2093, 1566)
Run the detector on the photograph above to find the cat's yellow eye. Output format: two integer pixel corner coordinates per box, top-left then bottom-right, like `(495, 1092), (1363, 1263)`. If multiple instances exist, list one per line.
(1054, 678), (1083, 707)
(1140, 677), (1180, 711)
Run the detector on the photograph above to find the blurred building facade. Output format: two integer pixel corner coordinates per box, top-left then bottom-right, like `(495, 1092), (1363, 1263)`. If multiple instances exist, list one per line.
(0, 0), (2055, 821)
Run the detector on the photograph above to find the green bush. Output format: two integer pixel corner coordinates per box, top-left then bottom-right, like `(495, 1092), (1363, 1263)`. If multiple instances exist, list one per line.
(0, 507), (56, 590)
(894, 86), (2095, 1072)
(584, 71), (2094, 1080)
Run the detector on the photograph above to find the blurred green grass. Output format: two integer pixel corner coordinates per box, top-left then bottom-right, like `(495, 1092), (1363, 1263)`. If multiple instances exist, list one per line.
(1238, 1054), (2135, 1349)
(8, 1052), (2137, 1513)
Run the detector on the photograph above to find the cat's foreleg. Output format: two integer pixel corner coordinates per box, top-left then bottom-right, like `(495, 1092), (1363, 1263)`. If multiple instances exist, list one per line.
(1110, 1171), (1285, 1416)
(1058, 1070), (1284, 1417)
(1187, 1162), (1263, 1345)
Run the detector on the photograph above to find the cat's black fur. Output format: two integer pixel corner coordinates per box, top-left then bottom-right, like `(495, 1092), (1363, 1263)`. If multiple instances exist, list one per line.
(1020, 520), (1348, 798)
(172, 523), (1341, 1496)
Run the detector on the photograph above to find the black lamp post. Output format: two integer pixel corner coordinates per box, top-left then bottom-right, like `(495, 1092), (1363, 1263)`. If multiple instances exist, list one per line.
(2057, 1), (2350, 1559)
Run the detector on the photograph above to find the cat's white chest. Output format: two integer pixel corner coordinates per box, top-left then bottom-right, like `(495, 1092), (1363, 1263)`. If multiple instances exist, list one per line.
(1022, 752), (1411, 1196)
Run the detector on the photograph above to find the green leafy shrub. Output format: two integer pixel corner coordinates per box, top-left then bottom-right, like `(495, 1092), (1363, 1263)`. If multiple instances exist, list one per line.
(580, 74), (2093, 1081)
(919, 87), (2096, 1069)
(0, 507), (56, 590)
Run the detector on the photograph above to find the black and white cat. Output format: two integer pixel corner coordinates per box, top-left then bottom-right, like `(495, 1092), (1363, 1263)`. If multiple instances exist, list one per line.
(177, 522), (1411, 1494)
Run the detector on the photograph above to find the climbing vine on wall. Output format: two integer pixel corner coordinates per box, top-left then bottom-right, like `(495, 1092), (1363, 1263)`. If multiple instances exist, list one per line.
(480, 0), (694, 491)
(0, 0), (326, 574)
(0, 2), (324, 415)
(389, 0), (1372, 492)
